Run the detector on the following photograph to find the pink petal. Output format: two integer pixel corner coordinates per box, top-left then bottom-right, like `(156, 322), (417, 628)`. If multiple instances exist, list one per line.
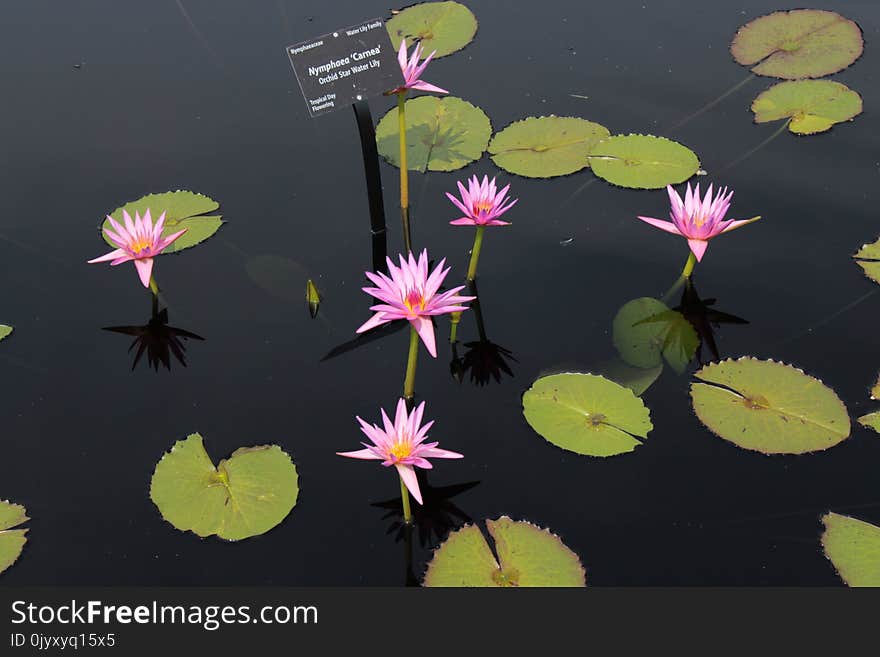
(637, 216), (684, 236)
(719, 215), (761, 234)
(687, 239), (709, 262)
(395, 464), (423, 505)
(336, 448), (383, 460)
(134, 258), (154, 287)
(87, 248), (127, 264)
(409, 80), (449, 94)
(412, 316), (437, 358)
(420, 447), (464, 459)
(356, 312), (391, 334)
(154, 228), (187, 252)
(450, 217), (477, 226)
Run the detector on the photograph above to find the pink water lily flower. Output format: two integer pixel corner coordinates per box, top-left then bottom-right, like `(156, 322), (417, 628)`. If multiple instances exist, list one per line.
(637, 183), (760, 262)
(337, 399), (463, 505)
(446, 175), (518, 226)
(389, 40), (448, 95)
(357, 250), (474, 358)
(88, 209), (186, 287)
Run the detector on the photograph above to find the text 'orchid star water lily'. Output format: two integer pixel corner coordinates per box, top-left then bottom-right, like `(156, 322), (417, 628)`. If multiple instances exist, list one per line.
(337, 399), (463, 505)
(637, 183), (760, 263)
(357, 250), (474, 358)
(88, 209), (187, 288)
(389, 40), (448, 95)
(446, 175), (518, 226)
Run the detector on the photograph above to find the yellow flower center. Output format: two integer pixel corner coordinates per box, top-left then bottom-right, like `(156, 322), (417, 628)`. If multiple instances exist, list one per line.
(473, 200), (492, 215)
(388, 440), (412, 462)
(404, 289), (425, 313)
(129, 238), (152, 255)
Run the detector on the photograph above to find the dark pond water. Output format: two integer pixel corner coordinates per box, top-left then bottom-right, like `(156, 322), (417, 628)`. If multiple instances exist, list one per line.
(2, 0), (879, 586)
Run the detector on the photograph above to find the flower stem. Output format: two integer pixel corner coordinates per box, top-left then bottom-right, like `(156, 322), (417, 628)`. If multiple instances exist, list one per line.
(397, 91), (412, 253)
(149, 276), (160, 315)
(403, 324), (419, 402)
(449, 311), (461, 343)
(466, 226), (486, 282)
(399, 473), (412, 524)
(681, 251), (697, 279)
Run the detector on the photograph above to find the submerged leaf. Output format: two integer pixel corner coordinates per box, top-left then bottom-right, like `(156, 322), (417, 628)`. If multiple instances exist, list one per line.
(376, 96), (491, 172)
(386, 1), (478, 58)
(852, 237), (880, 285)
(751, 80), (862, 135)
(0, 500), (29, 575)
(690, 357), (850, 454)
(588, 134), (700, 189)
(731, 9), (863, 79)
(821, 512), (880, 587)
(522, 372), (652, 457)
(150, 433), (299, 541)
(613, 298), (698, 374)
(0, 326), (12, 342)
(103, 190), (223, 253)
(423, 516), (586, 587)
(245, 255), (308, 303)
(595, 357), (663, 396)
(488, 116), (610, 178)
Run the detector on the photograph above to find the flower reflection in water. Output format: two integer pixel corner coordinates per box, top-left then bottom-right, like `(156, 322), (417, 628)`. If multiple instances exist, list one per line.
(103, 307), (204, 371)
(674, 278), (748, 365)
(450, 280), (517, 386)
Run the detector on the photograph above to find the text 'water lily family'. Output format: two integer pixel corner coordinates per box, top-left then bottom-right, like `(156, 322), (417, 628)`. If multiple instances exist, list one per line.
(338, 399), (462, 522)
(88, 209), (186, 289)
(638, 183), (760, 276)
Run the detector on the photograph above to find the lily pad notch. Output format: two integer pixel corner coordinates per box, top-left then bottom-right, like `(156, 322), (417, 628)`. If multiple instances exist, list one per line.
(150, 432), (299, 541)
(852, 237), (880, 285)
(0, 500), (29, 575)
(423, 516), (586, 587)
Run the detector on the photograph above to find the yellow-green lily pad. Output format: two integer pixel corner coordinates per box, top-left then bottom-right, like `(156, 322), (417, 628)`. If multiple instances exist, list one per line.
(751, 80), (862, 135)
(522, 372), (653, 457)
(376, 96), (491, 172)
(150, 433), (299, 541)
(588, 134), (700, 189)
(691, 357), (850, 454)
(0, 326), (12, 342)
(423, 516), (586, 587)
(731, 9), (863, 79)
(821, 512), (880, 587)
(488, 116), (610, 178)
(0, 500), (29, 575)
(386, 1), (478, 58)
(853, 237), (880, 285)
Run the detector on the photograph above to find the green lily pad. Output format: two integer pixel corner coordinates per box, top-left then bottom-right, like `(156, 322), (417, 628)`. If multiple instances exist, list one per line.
(821, 512), (880, 587)
(150, 433), (299, 541)
(752, 80), (862, 135)
(423, 516), (586, 587)
(386, 1), (478, 58)
(376, 96), (491, 172)
(522, 372), (653, 457)
(612, 298), (698, 374)
(872, 374), (880, 400)
(691, 357), (850, 454)
(852, 237), (880, 285)
(102, 191), (223, 253)
(588, 134), (700, 189)
(0, 326), (12, 342)
(731, 9), (863, 79)
(858, 412), (880, 434)
(488, 116), (610, 178)
(0, 500), (29, 575)
(595, 358), (663, 396)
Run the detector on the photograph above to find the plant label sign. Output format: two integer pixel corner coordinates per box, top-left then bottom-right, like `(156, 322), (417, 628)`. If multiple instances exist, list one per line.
(286, 19), (404, 118)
